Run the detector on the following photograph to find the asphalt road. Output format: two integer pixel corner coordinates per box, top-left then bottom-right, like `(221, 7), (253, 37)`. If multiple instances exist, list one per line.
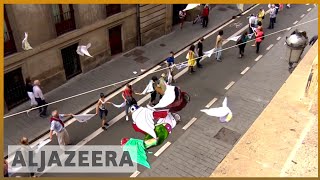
(13, 4), (315, 177)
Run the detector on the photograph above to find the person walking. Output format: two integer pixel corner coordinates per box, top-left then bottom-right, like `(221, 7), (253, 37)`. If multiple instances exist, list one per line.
(202, 5), (209, 28)
(122, 84), (138, 121)
(149, 76), (159, 106)
(179, 9), (186, 30)
(254, 26), (264, 54)
(215, 30), (225, 62)
(20, 137), (37, 177)
(268, 4), (276, 29)
(275, 4), (280, 23)
(166, 51), (176, 83)
(237, 31), (249, 58)
(96, 93), (110, 130)
(196, 37), (204, 68)
(25, 77), (37, 107)
(187, 45), (196, 74)
(49, 110), (72, 147)
(252, 21), (263, 46)
(248, 14), (258, 34)
(33, 80), (48, 118)
(257, 8), (265, 25)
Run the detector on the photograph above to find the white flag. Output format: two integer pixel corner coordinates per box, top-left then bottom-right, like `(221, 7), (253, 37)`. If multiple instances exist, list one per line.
(204, 48), (216, 58)
(74, 114), (96, 123)
(175, 62), (188, 70)
(141, 80), (154, 95)
(77, 43), (93, 57)
(167, 70), (173, 85)
(111, 101), (126, 108)
(201, 97), (233, 122)
(251, 27), (257, 33)
(22, 32), (33, 50)
(228, 35), (241, 42)
(183, 4), (200, 11)
(37, 139), (51, 150)
(248, 33), (254, 39)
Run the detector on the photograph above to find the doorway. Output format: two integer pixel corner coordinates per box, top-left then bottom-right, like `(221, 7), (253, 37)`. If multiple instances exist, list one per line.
(109, 25), (123, 55)
(172, 4), (188, 25)
(61, 43), (82, 80)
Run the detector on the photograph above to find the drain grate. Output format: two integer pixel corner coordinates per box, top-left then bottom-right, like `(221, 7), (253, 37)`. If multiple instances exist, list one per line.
(214, 127), (241, 146)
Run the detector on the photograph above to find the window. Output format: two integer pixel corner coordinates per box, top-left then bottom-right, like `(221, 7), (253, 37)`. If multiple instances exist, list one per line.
(52, 4), (76, 36)
(106, 5), (121, 17)
(4, 5), (17, 56)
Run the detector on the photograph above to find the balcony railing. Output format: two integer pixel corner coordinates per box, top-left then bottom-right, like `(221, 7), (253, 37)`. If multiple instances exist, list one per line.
(4, 31), (17, 56)
(54, 10), (76, 36)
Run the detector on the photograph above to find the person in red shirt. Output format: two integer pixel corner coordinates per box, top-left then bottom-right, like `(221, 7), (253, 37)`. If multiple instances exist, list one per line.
(202, 5), (209, 28)
(254, 26), (264, 54)
(122, 84), (139, 121)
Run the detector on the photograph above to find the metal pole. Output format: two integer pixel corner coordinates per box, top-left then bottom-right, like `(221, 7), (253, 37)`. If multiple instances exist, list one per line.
(136, 4), (142, 46)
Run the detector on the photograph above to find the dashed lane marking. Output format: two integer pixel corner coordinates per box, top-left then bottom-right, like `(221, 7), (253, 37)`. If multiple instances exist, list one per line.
(293, 21), (298, 25)
(182, 117), (198, 130)
(130, 171), (140, 178)
(277, 37), (281, 40)
(154, 142), (171, 157)
(225, 81), (235, 90)
(266, 44), (274, 51)
(255, 55), (263, 61)
(205, 98), (218, 108)
(307, 8), (312, 11)
(301, 14), (305, 18)
(240, 67), (250, 75)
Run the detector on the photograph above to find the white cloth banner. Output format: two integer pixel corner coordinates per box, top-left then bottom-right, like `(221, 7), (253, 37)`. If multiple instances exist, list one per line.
(77, 43), (93, 57)
(157, 113), (177, 130)
(248, 33), (254, 39)
(111, 101), (126, 108)
(27, 92), (38, 106)
(204, 48), (216, 58)
(22, 32), (33, 50)
(167, 70), (173, 85)
(200, 97), (233, 122)
(183, 4), (200, 11)
(153, 85), (176, 109)
(175, 63), (188, 70)
(132, 107), (157, 139)
(141, 80), (154, 95)
(228, 35), (241, 42)
(237, 4), (244, 12)
(74, 114), (96, 123)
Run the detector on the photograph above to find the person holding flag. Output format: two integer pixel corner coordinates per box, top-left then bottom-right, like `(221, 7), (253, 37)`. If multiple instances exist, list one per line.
(49, 110), (72, 147)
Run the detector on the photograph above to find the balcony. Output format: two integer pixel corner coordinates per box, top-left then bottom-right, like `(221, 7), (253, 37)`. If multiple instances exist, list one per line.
(54, 9), (76, 36)
(106, 4), (121, 18)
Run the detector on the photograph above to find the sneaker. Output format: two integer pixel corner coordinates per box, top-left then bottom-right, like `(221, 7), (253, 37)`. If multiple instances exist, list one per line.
(251, 44), (256, 47)
(126, 116), (129, 121)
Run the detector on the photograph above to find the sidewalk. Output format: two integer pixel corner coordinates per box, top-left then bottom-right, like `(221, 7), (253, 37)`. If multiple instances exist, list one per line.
(4, 4), (253, 155)
(139, 6), (318, 177)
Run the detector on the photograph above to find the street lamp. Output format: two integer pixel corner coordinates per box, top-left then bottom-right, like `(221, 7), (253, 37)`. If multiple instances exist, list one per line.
(285, 29), (308, 72)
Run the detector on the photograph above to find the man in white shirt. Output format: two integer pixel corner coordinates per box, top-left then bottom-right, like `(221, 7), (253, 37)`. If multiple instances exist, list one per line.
(49, 110), (72, 149)
(248, 14), (258, 34)
(268, 4), (277, 29)
(33, 80), (48, 117)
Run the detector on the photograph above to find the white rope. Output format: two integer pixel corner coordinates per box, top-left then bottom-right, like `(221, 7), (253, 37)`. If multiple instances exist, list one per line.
(4, 17), (317, 119)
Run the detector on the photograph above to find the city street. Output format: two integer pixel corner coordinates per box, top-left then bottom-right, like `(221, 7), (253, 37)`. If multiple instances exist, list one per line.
(5, 4), (318, 177)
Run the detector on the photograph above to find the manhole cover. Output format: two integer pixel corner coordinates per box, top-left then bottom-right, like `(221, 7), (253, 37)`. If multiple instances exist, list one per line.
(217, 7), (227, 11)
(214, 127), (241, 146)
(134, 56), (149, 63)
(160, 43), (166, 47)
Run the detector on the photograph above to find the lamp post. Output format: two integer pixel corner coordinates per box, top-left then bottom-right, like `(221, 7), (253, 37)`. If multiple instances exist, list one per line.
(285, 29), (308, 72)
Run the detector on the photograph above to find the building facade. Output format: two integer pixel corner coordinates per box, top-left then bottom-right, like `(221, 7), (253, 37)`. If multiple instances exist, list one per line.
(4, 4), (179, 111)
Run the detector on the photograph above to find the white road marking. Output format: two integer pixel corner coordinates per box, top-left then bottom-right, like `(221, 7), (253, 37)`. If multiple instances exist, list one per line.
(307, 8), (312, 11)
(205, 98), (218, 108)
(130, 171), (140, 178)
(277, 37), (281, 40)
(242, 4), (260, 15)
(266, 44), (274, 51)
(293, 21), (299, 25)
(287, 27), (292, 31)
(240, 67), (250, 75)
(225, 81), (235, 90)
(182, 117), (198, 130)
(154, 142), (171, 157)
(301, 14), (305, 18)
(255, 55), (263, 61)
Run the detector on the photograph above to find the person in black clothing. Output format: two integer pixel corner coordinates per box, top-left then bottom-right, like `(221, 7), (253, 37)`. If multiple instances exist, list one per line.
(25, 77), (37, 107)
(274, 4), (280, 23)
(196, 38), (204, 68)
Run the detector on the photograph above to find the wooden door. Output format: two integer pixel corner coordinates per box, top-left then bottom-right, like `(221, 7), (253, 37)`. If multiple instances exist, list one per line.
(61, 43), (82, 80)
(109, 25), (123, 55)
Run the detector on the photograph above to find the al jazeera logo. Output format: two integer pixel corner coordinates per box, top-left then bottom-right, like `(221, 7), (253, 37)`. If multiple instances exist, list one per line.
(8, 145), (137, 173)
